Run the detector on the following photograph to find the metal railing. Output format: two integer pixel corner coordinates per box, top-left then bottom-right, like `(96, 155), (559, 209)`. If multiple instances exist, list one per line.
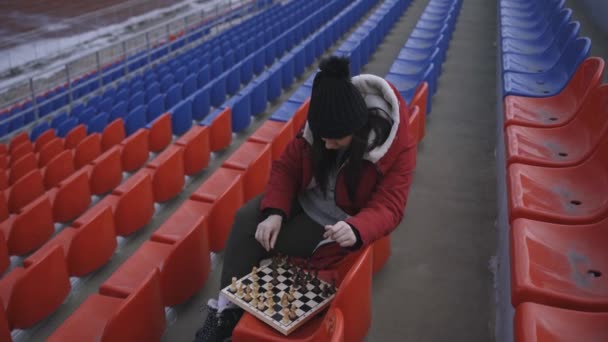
(0, 0), (265, 140)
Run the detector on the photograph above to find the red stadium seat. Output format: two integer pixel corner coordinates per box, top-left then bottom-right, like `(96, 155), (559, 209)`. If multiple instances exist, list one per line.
(24, 206), (116, 277)
(407, 105), (420, 144)
(101, 118), (126, 152)
(233, 246), (372, 342)
(207, 108), (232, 152)
(47, 270), (165, 342)
(292, 99), (310, 133)
(0, 245), (70, 329)
(34, 129), (57, 152)
(152, 199), (212, 244)
(222, 141), (271, 202)
(504, 57), (605, 128)
(0, 155), (6, 171)
(140, 145), (185, 202)
(507, 146), (608, 224)
(0, 300), (10, 342)
(43, 150), (75, 189)
(148, 113), (172, 153)
(38, 137), (64, 168)
(191, 167), (244, 252)
(10, 142), (33, 165)
(505, 84), (608, 167)
(64, 124), (87, 149)
(248, 120), (294, 160)
(75, 172), (154, 236)
(0, 194), (7, 223)
(74, 133), (102, 169)
(411, 82), (428, 142)
(0, 234), (10, 276)
(47, 168), (91, 223)
(511, 217), (608, 311)
(86, 146), (123, 195)
(175, 125), (210, 176)
(120, 129), (149, 172)
(9, 133), (28, 154)
(9, 153), (37, 185)
(515, 303), (608, 342)
(0, 170), (7, 191)
(100, 220), (209, 306)
(7, 169), (44, 214)
(0, 194), (54, 256)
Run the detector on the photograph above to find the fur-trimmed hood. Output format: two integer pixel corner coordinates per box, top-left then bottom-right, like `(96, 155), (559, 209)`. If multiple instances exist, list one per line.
(302, 74), (401, 163)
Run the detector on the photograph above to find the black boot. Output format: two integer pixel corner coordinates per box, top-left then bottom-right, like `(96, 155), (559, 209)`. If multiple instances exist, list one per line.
(195, 301), (243, 342)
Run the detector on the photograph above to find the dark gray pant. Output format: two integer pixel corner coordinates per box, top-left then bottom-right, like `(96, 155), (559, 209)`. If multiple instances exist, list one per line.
(220, 195), (326, 288)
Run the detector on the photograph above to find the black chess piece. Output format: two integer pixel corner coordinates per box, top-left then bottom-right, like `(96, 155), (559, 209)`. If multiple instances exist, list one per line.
(321, 283), (329, 297)
(311, 269), (320, 286)
(329, 278), (337, 295)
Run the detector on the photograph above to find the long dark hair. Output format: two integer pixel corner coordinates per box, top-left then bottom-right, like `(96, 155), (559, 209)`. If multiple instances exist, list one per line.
(311, 108), (392, 200)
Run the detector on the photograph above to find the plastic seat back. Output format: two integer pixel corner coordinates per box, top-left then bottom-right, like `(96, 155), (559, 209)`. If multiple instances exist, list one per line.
(7, 194), (54, 256)
(69, 206), (117, 276)
(52, 169), (91, 223)
(147, 113), (172, 153)
(90, 146), (123, 195)
(113, 172), (154, 236)
(101, 118), (126, 151)
(38, 137), (64, 167)
(44, 150), (75, 189)
(120, 129), (149, 172)
(102, 270), (165, 342)
(64, 124), (87, 149)
(74, 133), (102, 169)
(171, 99), (193, 136)
(33, 128), (56, 152)
(9, 169), (44, 213)
(9, 153), (37, 185)
(7, 245), (70, 329)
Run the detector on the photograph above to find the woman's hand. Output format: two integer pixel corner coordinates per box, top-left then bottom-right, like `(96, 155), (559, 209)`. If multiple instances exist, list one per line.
(255, 215), (283, 251)
(324, 221), (357, 247)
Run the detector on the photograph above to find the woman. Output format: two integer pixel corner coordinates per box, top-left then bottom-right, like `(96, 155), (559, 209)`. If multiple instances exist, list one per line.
(196, 55), (417, 341)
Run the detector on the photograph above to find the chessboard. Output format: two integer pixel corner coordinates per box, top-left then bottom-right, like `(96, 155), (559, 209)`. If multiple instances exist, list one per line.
(221, 255), (337, 336)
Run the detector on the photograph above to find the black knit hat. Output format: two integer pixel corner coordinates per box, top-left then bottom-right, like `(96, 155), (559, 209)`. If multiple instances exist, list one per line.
(307, 56), (368, 139)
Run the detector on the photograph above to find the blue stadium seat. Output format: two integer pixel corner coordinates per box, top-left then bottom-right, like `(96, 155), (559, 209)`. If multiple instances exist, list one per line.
(116, 89), (129, 105)
(188, 59), (200, 75)
(175, 66), (188, 84)
(183, 75), (198, 98)
(98, 97), (114, 115)
(192, 87), (211, 120)
(51, 112), (69, 129)
(88, 112), (109, 134)
(110, 101), (128, 122)
(211, 57), (223, 78)
(210, 75), (227, 108)
(125, 105), (147, 136)
(160, 74), (175, 93)
(269, 100), (302, 122)
(165, 84), (183, 109)
(198, 66), (210, 88)
(226, 66), (241, 96)
(241, 57), (254, 85)
(30, 122), (51, 142)
(227, 92), (252, 132)
(266, 66), (282, 102)
(223, 50), (235, 71)
(147, 94), (166, 123)
(503, 37), (591, 97)
(56, 117), (78, 138)
(145, 82), (161, 103)
(129, 91), (145, 112)
(281, 57), (295, 90)
(170, 99), (193, 135)
(253, 50), (265, 75)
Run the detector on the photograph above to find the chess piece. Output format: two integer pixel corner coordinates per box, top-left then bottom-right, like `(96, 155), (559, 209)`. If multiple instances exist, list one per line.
(271, 276), (279, 286)
(253, 281), (259, 293)
(267, 296), (275, 315)
(282, 308), (290, 324)
(287, 286), (296, 302)
(329, 278), (337, 295)
(252, 266), (258, 281)
(289, 304), (297, 320)
(257, 297), (265, 311)
(311, 269), (320, 286)
(253, 285), (259, 299)
(229, 277), (238, 293)
(321, 283), (329, 297)
(252, 295), (259, 307)
(237, 283), (244, 297)
(244, 286), (252, 302)
(281, 293), (289, 307)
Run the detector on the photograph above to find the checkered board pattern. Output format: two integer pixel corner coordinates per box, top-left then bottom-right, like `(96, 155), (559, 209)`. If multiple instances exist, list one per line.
(221, 263), (336, 335)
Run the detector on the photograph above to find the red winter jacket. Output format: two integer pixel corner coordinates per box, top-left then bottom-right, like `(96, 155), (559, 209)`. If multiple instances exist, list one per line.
(261, 74), (417, 255)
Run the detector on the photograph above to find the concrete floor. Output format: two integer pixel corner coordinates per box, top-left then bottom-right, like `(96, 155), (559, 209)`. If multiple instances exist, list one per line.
(15, 0), (502, 341)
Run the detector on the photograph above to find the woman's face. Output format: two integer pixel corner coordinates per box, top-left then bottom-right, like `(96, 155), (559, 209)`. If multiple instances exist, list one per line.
(322, 135), (353, 150)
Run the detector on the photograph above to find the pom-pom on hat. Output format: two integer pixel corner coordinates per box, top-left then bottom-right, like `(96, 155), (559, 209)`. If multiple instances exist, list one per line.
(307, 56), (368, 139)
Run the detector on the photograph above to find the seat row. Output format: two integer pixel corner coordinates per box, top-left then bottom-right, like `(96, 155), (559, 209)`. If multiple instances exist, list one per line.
(0, 0), (266, 137)
(497, 0), (608, 340)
